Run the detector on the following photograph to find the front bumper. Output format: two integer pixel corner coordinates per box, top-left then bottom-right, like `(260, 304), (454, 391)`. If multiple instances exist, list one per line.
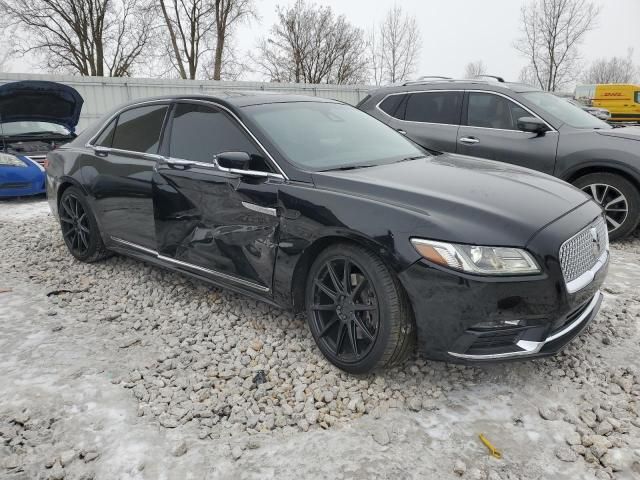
(398, 204), (608, 363)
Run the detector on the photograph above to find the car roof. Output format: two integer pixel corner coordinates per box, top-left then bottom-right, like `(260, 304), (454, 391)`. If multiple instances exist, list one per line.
(368, 80), (541, 97)
(122, 92), (339, 108)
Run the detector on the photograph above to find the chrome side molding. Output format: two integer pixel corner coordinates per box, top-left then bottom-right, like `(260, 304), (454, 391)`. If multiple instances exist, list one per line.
(110, 236), (269, 293)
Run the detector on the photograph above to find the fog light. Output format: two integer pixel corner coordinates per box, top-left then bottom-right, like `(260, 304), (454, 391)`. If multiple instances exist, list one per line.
(472, 319), (524, 330)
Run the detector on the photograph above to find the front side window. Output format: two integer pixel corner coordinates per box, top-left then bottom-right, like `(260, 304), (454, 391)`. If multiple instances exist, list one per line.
(521, 91), (609, 129)
(467, 92), (531, 131)
(169, 103), (270, 171)
(244, 102), (426, 171)
(111, 104), (168, 153)
(404, 91), (463, 125)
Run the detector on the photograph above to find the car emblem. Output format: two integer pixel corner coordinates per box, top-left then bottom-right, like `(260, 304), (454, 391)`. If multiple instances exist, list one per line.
(590, 227), (600, 257)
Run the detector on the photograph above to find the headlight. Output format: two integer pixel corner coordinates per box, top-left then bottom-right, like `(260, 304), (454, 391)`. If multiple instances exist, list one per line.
(411, 239), (540, 275)
(0, 153), (27, 168)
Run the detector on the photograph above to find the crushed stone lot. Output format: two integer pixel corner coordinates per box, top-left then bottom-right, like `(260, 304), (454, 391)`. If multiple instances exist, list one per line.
(1, 197), (640, 480)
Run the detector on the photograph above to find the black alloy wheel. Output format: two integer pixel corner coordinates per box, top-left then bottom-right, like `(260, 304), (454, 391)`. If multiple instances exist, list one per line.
(305, 244), (415, 374)
(59, 187), (110, 262)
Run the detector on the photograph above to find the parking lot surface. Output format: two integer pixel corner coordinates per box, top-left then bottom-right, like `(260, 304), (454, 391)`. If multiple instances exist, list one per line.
(1, 198), (640, 480)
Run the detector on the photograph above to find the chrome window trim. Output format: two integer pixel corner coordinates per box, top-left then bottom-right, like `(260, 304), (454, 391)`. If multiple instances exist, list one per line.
(87, 98), (289, 181)
(447, 291), (602, 360)
(374, 89), (556, 133)
(161, 156), (284, 180)
(110, 236), (270, 293)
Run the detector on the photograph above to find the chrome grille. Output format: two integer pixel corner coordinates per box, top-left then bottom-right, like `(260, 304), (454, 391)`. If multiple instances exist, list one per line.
(559, 217), (608, 284)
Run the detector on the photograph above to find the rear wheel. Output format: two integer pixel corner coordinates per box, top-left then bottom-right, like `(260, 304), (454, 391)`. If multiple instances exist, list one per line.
(59, 187), (110, 262)
(573, 173), (640, 241)
(305, 243), (415, 374)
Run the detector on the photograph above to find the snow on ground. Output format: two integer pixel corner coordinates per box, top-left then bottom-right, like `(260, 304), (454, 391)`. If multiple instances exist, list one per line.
(1, 198), (639, 480)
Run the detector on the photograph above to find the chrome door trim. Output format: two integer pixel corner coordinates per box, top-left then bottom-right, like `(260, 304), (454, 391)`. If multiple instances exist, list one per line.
(374, 89), (462, 126)
(241, 201), (277, 217)
(110, 236), (270, 293)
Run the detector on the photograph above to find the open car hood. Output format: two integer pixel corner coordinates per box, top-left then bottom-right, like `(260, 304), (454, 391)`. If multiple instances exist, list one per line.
(0, 80), (83, 132)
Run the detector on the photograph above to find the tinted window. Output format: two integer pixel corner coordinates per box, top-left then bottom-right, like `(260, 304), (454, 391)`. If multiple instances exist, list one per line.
(467, 93), (533, 130)
(95, 119), (116, 147)
(112, 105), (168, 153)
(245, 102), (426, 171)
(404, 91), (462, 124)
(635, 91), (640, 104)
(169, 103), (270, 171)
(378, 95), (405, 117)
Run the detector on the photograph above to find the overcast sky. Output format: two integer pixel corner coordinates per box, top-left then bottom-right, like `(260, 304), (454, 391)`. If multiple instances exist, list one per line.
(4, 0), (639, 85)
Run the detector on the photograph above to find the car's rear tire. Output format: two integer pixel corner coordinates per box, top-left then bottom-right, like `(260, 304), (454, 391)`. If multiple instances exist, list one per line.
(305, 243), (415, 374)
(59, 186), (110, 262)
(573, 172), (640, 241)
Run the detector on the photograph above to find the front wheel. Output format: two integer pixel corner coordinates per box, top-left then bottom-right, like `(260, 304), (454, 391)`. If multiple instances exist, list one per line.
(305, 243), (415, 374)
(573, 173), (640, 241)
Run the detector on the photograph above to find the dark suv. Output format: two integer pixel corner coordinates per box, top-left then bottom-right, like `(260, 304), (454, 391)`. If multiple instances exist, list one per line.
(358, 78), (640, 240)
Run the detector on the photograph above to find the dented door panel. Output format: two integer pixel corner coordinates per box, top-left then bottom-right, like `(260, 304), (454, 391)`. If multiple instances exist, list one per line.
(153, 164), (279, 292)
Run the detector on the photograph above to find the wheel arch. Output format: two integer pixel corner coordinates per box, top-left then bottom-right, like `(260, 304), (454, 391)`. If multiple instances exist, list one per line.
(56, 176), (89, 207)
(289, 233), (402, 313)
(563, 163), (640, 191)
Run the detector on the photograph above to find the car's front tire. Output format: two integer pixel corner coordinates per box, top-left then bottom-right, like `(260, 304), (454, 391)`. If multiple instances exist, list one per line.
(305, 243), (415, 374)
(58, 186), (110, 262)
(573, 172), (640, 241)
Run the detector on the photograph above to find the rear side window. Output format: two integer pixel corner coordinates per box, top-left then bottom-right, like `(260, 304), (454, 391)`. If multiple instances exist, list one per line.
(404, 91), (463, 125)
(111, 105), (168, 153)
(467, 92), (530, 131)
(169, 103), (271, 171)
(378, 95), (405, 117)
(94, 119), (116, 147)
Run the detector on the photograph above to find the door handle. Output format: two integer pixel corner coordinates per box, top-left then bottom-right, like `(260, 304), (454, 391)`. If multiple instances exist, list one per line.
(165, 158), (196, 168)
(397, 129), (407, 135)
(459, 137), (480, 145)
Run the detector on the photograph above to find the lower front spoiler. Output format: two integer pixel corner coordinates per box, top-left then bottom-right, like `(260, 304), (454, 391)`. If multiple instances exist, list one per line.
(447, 291), (602, 361)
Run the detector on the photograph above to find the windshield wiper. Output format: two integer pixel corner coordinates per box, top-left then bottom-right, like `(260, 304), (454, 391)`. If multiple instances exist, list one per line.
(322, 164), (379, 171)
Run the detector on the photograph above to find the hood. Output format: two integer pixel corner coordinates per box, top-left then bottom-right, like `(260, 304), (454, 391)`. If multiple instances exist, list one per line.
(596, 126), (640, 142)
(0, 81), (83, 132)
(312, 153), (591, 247)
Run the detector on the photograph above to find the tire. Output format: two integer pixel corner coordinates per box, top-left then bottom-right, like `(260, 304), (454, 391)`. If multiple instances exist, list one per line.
(58, 186), (110, 262)
(305, 243), (415, 374)
(572, 173), (640, 241)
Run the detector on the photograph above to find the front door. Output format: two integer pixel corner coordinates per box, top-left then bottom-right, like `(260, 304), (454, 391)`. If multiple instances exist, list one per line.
(152, 101), (281, 293)
(84, 103), (169, 249)
(456, 91), (559, 175)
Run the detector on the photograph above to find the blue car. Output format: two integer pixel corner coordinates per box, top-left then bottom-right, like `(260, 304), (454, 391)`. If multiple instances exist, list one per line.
(0, 80), (83, 197)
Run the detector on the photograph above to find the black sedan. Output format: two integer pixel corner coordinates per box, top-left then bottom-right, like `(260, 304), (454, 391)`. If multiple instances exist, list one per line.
(46, 94), (609, 373)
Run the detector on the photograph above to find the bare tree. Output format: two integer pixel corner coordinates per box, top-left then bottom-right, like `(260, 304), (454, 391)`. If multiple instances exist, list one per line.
(582, 49), (638, 84)
(463, 60), (487, 79)
(369, 4), (421, 84)
(515, 0), (599, 91)
(0, 0), (154, 76)
(254, 0), (368, 84)
(158, 0), (216, 79)
(211, 0), (255, 80)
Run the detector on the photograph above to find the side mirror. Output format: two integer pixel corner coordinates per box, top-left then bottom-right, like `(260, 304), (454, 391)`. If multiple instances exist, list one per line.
(214, 151), (251, 170)
(517, 116), (549, 134)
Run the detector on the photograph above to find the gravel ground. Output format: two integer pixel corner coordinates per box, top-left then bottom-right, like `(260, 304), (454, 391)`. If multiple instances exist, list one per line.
(1, 197), (640, 480)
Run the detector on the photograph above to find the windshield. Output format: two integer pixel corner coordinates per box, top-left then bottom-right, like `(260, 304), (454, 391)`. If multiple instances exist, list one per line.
(244, 102), (426, 170)
(0, 121), (71, 137)
(522, 92), (610, 129)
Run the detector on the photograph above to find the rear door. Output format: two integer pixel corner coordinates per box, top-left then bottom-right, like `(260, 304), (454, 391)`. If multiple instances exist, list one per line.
(456, 91), (559, 175)
(84, 102), (169, 249)
(152, 101), (282, 294)
(382, 90), (463, 152)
